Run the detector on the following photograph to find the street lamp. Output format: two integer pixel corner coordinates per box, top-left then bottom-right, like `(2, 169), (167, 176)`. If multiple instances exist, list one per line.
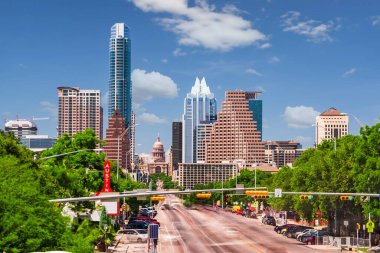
(38, 148), (103, 160)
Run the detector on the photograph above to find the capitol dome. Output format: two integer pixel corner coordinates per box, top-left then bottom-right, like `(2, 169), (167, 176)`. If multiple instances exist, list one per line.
(151, 136), (165, 162)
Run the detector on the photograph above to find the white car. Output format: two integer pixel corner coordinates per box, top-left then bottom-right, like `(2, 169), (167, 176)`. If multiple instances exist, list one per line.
(118, 229), (148, 243)
(368, 245), (380, 253)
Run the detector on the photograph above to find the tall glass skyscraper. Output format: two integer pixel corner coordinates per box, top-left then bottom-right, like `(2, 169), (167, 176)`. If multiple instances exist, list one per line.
(182, 77), (217, 163)
(108, 23), (132, 128)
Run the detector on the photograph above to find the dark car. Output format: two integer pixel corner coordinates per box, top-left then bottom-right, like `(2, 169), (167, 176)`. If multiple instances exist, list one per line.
(284, 226), (313, 238)
(126, 221), (149, 229)
(300, 230), (329, 243)
(274, 224), (298, 234)
(262, 216), (276, 226)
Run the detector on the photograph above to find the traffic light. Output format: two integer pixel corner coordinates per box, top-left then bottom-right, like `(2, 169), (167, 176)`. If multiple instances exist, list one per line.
(300, 195), (313, 200)
(151, 195), (165, 201)
(340, 195), (353, 201)
(246, 190), (269, 199)
(196, 192), (211, 199)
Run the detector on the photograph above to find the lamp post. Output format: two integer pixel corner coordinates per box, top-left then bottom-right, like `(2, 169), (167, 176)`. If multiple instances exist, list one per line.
(38, 148), (103, 160)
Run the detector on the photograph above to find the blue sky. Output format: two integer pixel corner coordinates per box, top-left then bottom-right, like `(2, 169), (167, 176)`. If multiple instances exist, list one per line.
(0, 0), (379, 154)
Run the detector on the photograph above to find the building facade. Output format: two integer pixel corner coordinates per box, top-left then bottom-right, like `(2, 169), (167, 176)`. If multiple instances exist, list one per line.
(21, 135), (56, 152)
(104, 110), (129, 169)
(5, 119), (37, 138)
(171, 121), (182, 170)
(264, 140), (303, 168)
(148, 136), (170, 175)
(178, 163), (237, 189)
(108, 23), (132, 128)
(247, 92), (263, 140)
(205, 91), (264, 164)
(195, 123), (213, 162)
(182, 77), (217, 163)
(131, 111), (136, 163)
(315, 107), (349, 145)
(57, 87), (102, 141)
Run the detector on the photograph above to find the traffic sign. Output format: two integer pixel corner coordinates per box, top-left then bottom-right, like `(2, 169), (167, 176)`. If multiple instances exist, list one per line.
(275, 188), (282, 198)
(356, 223), (360, 230)
(366, 220), (375, 232)
(149, 224), (159, 239)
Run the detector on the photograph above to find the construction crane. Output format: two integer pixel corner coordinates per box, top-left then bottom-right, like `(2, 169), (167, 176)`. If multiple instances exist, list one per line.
(32, 117), (49, 121)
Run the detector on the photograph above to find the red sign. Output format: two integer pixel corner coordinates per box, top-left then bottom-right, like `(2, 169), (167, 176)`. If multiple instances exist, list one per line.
(97, 161), (113, 195)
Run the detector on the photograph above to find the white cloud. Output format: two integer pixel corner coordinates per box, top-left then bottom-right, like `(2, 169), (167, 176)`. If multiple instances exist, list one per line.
(173, 48), (187, 56)
(281, 11), (340, 43)
(132, 69), (179, 105)
(131, 0), (267, 51)
(342, 68), (357, 78)
(284, 106), (320, 128)
(259, 43), (271, 49)
(138, 112), (166, 124)
(161, 58), (168, 63)
(246, 68), (262, 76)
(268, 56), (280, 64)
(371, 16), (380, 26)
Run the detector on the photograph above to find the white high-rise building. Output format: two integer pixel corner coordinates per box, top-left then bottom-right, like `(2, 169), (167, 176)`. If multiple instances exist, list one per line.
(315, 107), (349, 145)
(182, 77), (217, 163)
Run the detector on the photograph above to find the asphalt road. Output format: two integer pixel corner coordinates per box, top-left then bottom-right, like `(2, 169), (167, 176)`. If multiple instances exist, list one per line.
(157, 195), (339, 253)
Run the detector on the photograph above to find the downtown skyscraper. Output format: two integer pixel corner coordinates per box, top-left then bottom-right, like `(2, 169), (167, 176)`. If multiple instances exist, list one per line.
(108, 23), (132, 128)
(182, 77), (217, 163)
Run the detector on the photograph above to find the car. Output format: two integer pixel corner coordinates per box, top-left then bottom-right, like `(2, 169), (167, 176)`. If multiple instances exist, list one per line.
(284, 226), (313, 238)
(295, 229), (317, 241)
(118, 229), (148, 243)
(300, 230), (329, 243)
(368, 245), (380, 253)
(125, 221), (149, 229)
(262, 216), (276, 226)
(136, 216), (149, 221)
(303, 236), (324, 245)
(274, 224), (298, 234)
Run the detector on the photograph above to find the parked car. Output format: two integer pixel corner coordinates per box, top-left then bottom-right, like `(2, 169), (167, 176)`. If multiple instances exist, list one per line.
(284, 226), (313, 238)
(300, 230), (329, 243)
(368, 245), (380, 253)
(118, 229), (148, 243)
(126, 221), (149, 229)
(303, 235), (324, 245)
(295, 229), (317, 241)
(262, 216), (276, 226)
(274, 224), (298, 234)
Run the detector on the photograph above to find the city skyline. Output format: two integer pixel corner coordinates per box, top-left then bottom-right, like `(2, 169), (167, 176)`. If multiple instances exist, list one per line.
(0, 0), (379, 154)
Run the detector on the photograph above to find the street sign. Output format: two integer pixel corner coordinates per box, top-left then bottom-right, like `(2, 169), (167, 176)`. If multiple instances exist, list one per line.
(344, 220), (349, 226)
(149, 224), (159, 239)
(275, 188), (282, 198)
(366, 220), (374, 233)
(356, 223), (360, 230)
